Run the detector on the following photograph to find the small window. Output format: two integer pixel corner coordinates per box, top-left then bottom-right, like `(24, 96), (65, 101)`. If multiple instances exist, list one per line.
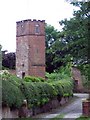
(21, 23), (25, 33)
(36, 48), (38, 53)
(35, 24), (40, 33)
(22, 63), (24, 67)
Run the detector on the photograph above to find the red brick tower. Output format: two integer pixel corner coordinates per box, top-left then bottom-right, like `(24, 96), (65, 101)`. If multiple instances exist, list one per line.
(16, 19), (45, 78)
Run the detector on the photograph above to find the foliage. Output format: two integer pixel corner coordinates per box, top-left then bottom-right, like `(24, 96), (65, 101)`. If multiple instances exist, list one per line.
(46, 63), (72, 82)
(1, 68), (73, 109)
(45, 65), (73, 97)
(2, 51), (16, 69)
(19, 82), (57, 108)
(50, 114), (64, 120)
(49, 80), (73, 97)
(59, 1), (89, 66)
(45, 1), (89, 74)
(2, 80), (25, 108)
(0, 71), (22, 86)
(19, 79), (73, 108)
(1, 72), (25, 108)
(58, 1), (90, 96)
(0, 70), (10, 78)
(45, 24), (62, 72)
(24, 76), (44, 82)
(76, 116), (90, 120)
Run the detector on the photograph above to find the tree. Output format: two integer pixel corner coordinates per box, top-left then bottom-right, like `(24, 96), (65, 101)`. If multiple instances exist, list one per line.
(59, 2), (90, 116)
(59, 1), (89, 65)
(2, 52), (16, 69)
(59, 1), (90, 97)
(45, 24), (76, 73)
(59, 1), (89, 71)
(45, 24), (63, 72)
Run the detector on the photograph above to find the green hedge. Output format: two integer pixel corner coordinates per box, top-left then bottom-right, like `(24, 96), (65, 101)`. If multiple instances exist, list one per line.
(49, 80), (73, 97)
(1, 72), (73, 108)
(19, 82), (56, 108)
(19, 80), (73, 108)
(2, 80), (25, 108)
(24, 76), (44, 82)
(1, 72), (25, 108)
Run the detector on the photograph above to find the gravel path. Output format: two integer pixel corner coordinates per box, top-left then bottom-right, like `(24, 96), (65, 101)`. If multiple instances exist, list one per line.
(33, 93), (89, 119)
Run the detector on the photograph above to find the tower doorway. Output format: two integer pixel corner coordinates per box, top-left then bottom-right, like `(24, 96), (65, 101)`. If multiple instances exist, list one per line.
(22, 72), (25, 78)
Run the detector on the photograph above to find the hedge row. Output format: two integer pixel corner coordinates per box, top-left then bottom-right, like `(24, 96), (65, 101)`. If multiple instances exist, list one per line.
(1, 72), (73, 108)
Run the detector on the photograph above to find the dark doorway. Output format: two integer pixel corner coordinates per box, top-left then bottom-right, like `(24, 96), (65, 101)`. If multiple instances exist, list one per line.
(22, 72), (25, 78)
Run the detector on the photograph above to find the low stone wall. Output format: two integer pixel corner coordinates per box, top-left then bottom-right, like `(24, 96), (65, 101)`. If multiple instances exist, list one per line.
(2, 107), (18, 118)
(8, 70), (16, 75)
(2, 96), (71, 118)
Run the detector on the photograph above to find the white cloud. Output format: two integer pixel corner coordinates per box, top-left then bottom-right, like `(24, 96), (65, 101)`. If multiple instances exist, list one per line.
(0, 0), (78, 52)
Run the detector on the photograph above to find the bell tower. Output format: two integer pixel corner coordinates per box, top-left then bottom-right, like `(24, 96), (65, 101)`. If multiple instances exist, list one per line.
(16, 19), (45, 78)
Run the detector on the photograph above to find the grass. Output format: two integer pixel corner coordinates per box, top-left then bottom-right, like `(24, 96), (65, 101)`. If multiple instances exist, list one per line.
(76, 115), (90, 120)
(50, 114), (64, 120)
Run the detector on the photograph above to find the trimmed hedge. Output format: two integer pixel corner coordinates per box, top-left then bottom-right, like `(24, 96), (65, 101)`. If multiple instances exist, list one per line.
(2, 80), (25, 108)
(19, 82), (56, 108)
(18, 79), (73, 108)
(1, 72), (25, 108)
(24, 76), (44, 82)
(1, 72), (73, 108)
(49, 80), (73, 97)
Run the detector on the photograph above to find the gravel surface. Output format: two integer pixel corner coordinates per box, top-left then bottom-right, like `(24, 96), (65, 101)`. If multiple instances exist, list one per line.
(33, 93), (89, 119)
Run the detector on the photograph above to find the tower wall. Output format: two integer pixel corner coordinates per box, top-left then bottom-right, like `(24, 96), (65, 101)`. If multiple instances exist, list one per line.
(16, 19), (45, 78)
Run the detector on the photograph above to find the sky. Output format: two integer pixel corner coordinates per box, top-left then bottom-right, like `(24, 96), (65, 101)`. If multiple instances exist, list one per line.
(0, 0), (79, 52)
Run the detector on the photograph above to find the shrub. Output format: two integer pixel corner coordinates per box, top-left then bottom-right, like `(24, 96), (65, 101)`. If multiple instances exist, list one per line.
(24, 76), (44, 82)
(6, 75), (22, 88)
(35, 82), (57, 101)
(50, 80), (73, 97)
(2, 67), (73, 109)
(50, 81), (64, 96)
(45, 65), (73, 97)
(46, 72), (72, 83)
(19, 81), (58, 108)
(19, 82), (39, 107)
(1, 72), (25, 108)
(2, 80), (25, 108)
(0, 71), (22, 86)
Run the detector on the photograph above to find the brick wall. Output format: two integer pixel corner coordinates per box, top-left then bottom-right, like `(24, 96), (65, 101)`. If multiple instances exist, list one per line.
(16, 19), (45, 78)
(72, 67), (84, 92)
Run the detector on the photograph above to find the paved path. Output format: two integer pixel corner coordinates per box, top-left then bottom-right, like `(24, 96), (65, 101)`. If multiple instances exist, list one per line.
(33, 93), (89, 120)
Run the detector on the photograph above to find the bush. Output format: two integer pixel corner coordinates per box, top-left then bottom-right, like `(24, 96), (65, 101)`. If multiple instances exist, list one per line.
(2, 67), (73, 109)
(19, 82), (39, 107)
(1, 72), (25, 108)
(2, 80), (25, 108)
(46, 66), (72, 83)
(49, 80), (73, 97)
(19, 78), (73, 108)
(19, 82), (57, 108)
(24, 76), (44, 82)
(45, 65), (73, 97)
